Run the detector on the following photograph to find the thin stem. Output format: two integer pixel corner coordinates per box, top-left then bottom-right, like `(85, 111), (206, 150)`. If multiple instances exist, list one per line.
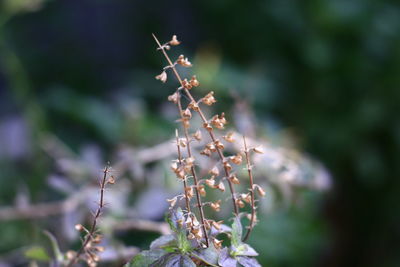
(242, 136), (256, 242)
(152, 34), (239, 216)
(66, 166), (110, 267)
(175, 129), (192, 215)
(177, 95), (209, 248)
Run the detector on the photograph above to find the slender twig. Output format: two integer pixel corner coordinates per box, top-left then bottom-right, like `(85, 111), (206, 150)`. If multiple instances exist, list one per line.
(152, 33), (239, 216)
(242, 136), (256, 242)
(175, 129), (192, 215)
(66, 166), (110, 267)
(176, 95), (209, 248)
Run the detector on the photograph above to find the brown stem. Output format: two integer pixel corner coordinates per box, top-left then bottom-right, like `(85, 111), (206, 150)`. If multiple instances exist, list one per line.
(175, 129), (192, 215)
(152, 33), (239, 216)
(66, 166), (110, 267)
(242, 136), (256, 242)
(176, 94), (209, 248)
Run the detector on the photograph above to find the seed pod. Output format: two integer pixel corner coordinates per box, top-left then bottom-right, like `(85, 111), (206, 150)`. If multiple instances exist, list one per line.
(253, 146), (264, 154)
(205, 178), (215, 187)
(200, 148), (212, 157)
(230, 153), (243, 165)
(210, 200), (221, 211)
(155, 71), (167, 83)
(168, 92), (179, 103)
(229, 175), (240, 185)
(203, 122), (213, 131)
(182, 108), (192, 118)
(202, 91), (216, 106)
(190, 75), (200, 87)
(198, 185), (206, 197)
(169, 35), (181, 46)
(223, 132), (235, 143)
(192, 130), (202, 141)
(188, 101), (199, 111)
(75, 224), (84, 231)
(213, 238), (223, 249)
(255, 184), (266, 196)
(209, 166), (219, 176)
(236, 199), (245, 208)
(182, 78), (192, 89)
(215, 182), (225, 192)
(241, 193), (251, 204)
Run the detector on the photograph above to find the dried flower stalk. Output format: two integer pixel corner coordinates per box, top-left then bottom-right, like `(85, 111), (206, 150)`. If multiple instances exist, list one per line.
(66, 166), (113, 267)
(242, 136), (257, 242)
(152, 33), (239, 216)
(176, 93), (210, 248)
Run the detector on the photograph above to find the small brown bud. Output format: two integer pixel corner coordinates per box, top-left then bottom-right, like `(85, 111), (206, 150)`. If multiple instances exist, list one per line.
(169, 35), (181, 46)
(203, 122), (213, 131)
(236, 199), (245, 208)
(211, 220), (223, 230)
(205, 178), (215, 188)
(253, 146), (264, 154)
(192, 130), (202, 141)
(188, 101), (199, 111)
(223, 161), (232, 171)
(202, 91), (216, 106)
(200, 148), (212, 157)
(182, 108), (192, 118)
(107, 175), (116, 184)
(229, 175), (240, 185)
(215, 182), (225, 192)
(230, 153), (243, 165)
(215, 140), (225, 150)
(198, 185), (206, 197)
(185, 157), (195, 166)
(182, 78), (193, 89)
(190, 75), (200, 87)
(223, 132), (235, 143)
(241, 193), (252, 204)
(209, 166), (219, 176)
(255, 184), (266, 197)
(206, 142), (217, 152)
(168, 92), (179, 104)
(155, 71), (167, 83)
(167, 197), (177, 208)
(210, 200), (221, 212)
(213, 238), (223, 249)
(185, 186), (194, 199)
(171, 162), (178, 172)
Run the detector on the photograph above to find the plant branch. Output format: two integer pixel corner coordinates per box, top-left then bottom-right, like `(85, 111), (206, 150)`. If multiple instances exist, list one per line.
(152, 33), (239, 216)
(242, 136), (256, 242)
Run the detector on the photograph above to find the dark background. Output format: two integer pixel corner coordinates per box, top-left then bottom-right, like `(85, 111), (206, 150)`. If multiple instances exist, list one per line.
(0, 0), (399, 266)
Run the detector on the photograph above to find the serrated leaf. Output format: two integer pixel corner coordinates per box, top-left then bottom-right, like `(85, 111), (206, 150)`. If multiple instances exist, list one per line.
(150, 234), (177, 250)
(231, 244), (258, 257)
(125, 249), (167, 267)
(150, 253), (196, 267)
(218, 247), (237, 267)
(231, 216), (243, 247)
(24, 246), (50, 262)
(237, 256), (262, 267)
(177, 229), (192, 253)
(191, 242), (219, 266)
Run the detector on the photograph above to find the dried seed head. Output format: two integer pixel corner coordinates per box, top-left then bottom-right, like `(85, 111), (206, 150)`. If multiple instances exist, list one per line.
(205, 178), (215, 187)
(205, 142), (217, 152)
(155, 71), (167, 83)
(188, 101), (199, 111)
(223, 161), (232, 171)
(200, 148), (212, 157)
(213, 238), (223, 249)
(202, 91), (216, 106)
(203, 122), (213, 131)
(229, 175), (240, 185)
(168, 92), (179, 104)
(209, 166), (219, 176)
(230, 153), (243, 165)
(167, 197), (177, 208)
(214, 140), (225, 150)
(182, 108), (192, 118)
(241, 193), (252, 204)
(185, 156), (195, 166)
(169, 35), (181, 46)
(190, 75), (200, 87)
(210, 200), (221, 212)
(182, 78), (193, 89)
(177, 55), (192, 67)
(255, 184), (266, 197)
(211, 114), (227, 129)
(185, 186), (194, 199)
(215, 182), (225, 192)
(253, 146), (264, 154)
(107, 175), (116, 184)
(198, 185), (206, 197)
(192, 130), (202, 141)
(211, 220), (223, 230)
(236, 199), (245, 208)
(223, 132), (235, 143)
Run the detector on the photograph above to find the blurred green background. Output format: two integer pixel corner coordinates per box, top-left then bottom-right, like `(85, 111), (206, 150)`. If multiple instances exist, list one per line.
(0, 0), (399, 266)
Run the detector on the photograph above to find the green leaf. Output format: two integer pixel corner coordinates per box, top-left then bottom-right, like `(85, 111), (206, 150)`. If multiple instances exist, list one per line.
(166, 207), (184, 233)
(150, 253), (196, 267)
(177, 229), (192, 253)
(231, 244), (258, 257)
(150, 234), (177, 251)
(125, 249), (167, 267)
(24, 246), (50, 262)
(231, 216), (243, 247)
(191, 242), (219, 266)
